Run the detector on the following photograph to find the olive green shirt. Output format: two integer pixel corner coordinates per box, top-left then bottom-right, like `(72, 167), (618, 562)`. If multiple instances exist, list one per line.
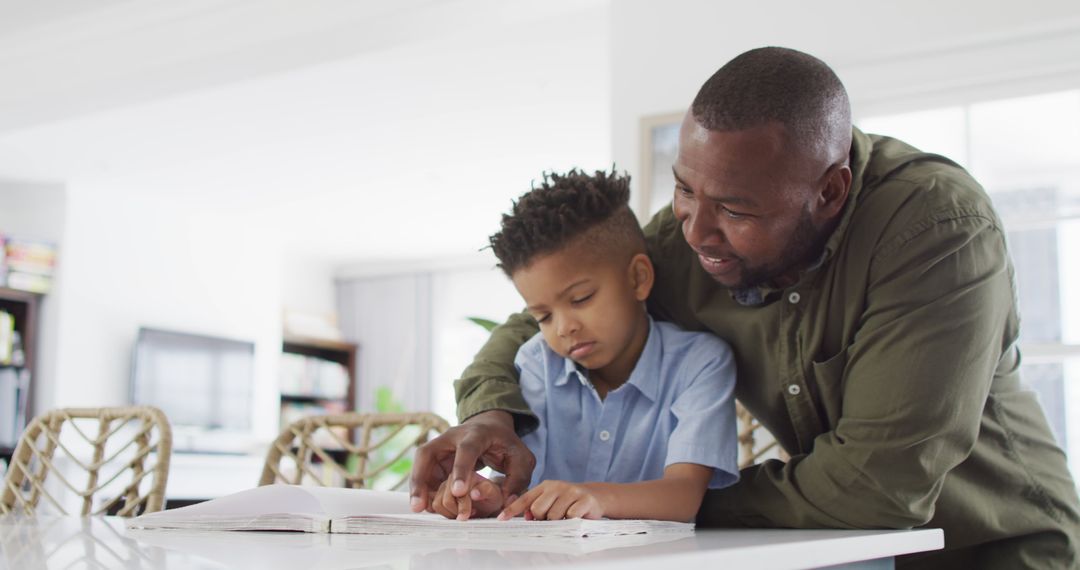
(454, 128), (1080, 568)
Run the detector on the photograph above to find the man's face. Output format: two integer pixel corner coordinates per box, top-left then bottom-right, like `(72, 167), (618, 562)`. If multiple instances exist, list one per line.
(672, 115), (835, 290)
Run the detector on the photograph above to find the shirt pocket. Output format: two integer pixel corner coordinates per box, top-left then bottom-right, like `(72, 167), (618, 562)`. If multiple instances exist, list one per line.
(809, 349), (848, 428)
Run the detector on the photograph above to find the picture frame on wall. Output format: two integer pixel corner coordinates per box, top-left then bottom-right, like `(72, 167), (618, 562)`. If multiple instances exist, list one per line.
(638, 112), (683, 220)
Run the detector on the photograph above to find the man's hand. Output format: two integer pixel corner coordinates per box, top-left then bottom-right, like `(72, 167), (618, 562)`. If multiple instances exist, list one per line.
(498, 480), (605, 521)
(431, 472), (507, 520)
(409, 410), (535, 515)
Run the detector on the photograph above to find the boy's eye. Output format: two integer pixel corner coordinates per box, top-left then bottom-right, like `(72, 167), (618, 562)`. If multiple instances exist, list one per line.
(535, 314), (551, 324)
(571, 293), (594, 305)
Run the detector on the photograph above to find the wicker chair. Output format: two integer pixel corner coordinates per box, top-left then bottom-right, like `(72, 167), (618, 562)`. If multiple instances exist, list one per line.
(1, 406), (172, 516)
(260, 412), (450, 490)
(736, 400), (789, 469)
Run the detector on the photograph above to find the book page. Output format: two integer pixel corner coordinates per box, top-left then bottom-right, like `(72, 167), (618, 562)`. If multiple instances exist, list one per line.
(302, 487), (413, 518)
(330, 512), (694, 538)
(129, 486), (420, 533)
(135, 485), (326, 522)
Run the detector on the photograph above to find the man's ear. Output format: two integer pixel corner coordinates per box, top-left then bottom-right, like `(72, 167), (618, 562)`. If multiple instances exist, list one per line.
(628, 253), (655, 302)
(816, 163), (852, 221)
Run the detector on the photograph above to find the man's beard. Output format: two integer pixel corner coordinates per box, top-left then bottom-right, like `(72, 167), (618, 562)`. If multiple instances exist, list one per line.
(729, 206), (828, 290)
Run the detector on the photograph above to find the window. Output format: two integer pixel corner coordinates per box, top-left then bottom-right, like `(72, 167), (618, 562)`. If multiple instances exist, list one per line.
(860, 89), (1080, 483)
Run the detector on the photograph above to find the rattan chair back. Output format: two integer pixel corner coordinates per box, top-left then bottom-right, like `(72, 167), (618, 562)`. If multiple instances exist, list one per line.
(1, 406), (172, 516)
(736, 400), (789, 469)
(260, 412), (449, 490)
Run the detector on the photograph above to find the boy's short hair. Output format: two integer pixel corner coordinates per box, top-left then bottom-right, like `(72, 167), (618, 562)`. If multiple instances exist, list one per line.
(489, 168), (646, 277)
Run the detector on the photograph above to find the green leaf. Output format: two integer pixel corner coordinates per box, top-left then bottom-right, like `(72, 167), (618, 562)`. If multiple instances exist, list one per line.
(374, 386), (404, 413)
(466, 317), (502, 332)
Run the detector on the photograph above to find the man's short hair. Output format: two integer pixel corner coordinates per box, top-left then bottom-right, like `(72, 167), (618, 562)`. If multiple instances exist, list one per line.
(691, 47), (851, 161)
(489, 169), (645, 277)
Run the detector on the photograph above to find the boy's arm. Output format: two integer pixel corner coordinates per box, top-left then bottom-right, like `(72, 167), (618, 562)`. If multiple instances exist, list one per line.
(499, 463), (713, 523)
(585, 463), (714, 521)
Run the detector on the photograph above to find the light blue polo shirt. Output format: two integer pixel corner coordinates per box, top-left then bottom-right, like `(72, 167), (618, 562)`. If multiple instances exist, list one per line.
(517, 317), (739, 490)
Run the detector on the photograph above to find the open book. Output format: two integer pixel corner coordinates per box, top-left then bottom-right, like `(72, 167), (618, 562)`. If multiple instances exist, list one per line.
(128, 485), (694, 538)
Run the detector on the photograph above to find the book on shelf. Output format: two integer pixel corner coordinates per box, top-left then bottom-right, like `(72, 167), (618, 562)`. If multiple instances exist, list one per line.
(3, 237), (57, 269)
(279, 352), (349, 399)
(2, 236), (57, 293)
(126, 484), (695, 538)
(0, 367), (28, 448)
(3, 272), (51, 294)
(0, 311), (12, 365)
(0, 367), (18, 446)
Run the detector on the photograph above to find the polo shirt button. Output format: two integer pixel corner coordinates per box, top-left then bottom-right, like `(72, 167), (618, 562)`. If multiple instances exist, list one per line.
(787, 384), (801, 395)
(788, 292), (801, 304)
(599, 430), (611, 441)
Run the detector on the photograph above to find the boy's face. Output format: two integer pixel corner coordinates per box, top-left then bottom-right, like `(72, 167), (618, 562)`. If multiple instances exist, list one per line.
(511, 240), (652, 381)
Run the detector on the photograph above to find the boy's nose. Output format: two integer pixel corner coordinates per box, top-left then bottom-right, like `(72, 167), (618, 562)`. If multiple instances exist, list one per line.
(556, 316), (581, 338)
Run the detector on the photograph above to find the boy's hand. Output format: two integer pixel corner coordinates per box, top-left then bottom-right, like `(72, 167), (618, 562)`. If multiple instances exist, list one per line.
(431, 473), (506, 520)
(497, 480), (604, 521)
(409, 411), (534, 514)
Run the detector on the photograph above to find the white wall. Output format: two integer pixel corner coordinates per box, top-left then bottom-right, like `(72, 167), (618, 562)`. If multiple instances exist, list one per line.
(0, 3), (612, 441)
(0, 180), (66, 240)
(429, 261), (525, 424)
(49, 181), (283, 437)
(610, 0), (1080, 214)
(281, 256), (337, 318)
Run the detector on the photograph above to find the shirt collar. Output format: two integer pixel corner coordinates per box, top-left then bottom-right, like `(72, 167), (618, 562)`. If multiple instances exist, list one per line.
(729, 127), (872, 307)
(554, 316), (662, 402)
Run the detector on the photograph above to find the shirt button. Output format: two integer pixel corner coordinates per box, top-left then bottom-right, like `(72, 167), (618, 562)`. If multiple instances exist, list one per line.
(598, 430), (611, 442)
(788, 292), (801, 304)
(787, 384), (801, 396)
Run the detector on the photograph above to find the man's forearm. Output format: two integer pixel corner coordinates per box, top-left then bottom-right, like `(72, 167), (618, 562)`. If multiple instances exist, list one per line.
(454, 311), (541, 432)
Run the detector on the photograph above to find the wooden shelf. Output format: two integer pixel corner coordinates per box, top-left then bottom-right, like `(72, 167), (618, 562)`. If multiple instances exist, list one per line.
(279, 336), (358, 431)
(0, 287), (42, 463)
(283, 334), (357, 353)
(280, 393), (348, 404)
(0, 287), (40, 303)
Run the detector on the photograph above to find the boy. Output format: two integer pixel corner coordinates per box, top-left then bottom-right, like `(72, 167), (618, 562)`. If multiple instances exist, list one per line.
(432, 169), (738, 522)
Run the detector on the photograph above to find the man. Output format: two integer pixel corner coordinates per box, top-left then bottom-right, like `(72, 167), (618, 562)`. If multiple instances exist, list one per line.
(411, 47), (1080, 568)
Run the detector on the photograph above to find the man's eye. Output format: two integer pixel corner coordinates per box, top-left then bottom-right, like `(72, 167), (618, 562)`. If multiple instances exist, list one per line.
(676, 185), (693, 197)
(571, 293), (594, 305)
(721, 206), (747, 219)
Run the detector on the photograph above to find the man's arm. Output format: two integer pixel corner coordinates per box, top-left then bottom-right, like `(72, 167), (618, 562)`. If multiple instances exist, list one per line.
(454, 310), (541, 432)
(700, 211), (1014, 529)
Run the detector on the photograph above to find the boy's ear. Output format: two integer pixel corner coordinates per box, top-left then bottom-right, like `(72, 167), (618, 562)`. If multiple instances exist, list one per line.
(628, 253), (654, 302)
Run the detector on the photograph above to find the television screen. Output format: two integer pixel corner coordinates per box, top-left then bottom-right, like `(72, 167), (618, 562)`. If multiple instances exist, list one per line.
(130, 328), (254, 435)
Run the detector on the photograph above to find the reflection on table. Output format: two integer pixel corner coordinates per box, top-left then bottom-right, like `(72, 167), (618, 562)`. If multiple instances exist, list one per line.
(0, 515), (943, 570)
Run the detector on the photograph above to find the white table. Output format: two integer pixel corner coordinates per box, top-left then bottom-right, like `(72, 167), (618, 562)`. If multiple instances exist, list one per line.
(0, 516), (942, 570)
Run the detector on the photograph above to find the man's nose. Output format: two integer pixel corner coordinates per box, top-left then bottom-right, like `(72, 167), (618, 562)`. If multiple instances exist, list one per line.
(683, 205), (721, 249)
